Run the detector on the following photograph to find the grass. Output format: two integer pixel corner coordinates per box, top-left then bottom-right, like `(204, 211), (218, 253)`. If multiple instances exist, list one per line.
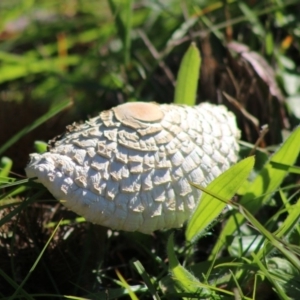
(1, 0), (300, 299)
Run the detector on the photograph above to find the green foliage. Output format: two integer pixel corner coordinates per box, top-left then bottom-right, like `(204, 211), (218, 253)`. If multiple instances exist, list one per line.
(174, 42), (201, 106)
(167, 233), (213, 298)
(0, 157), (13, 178)
(108, 0), (133, 66)
(186, 156), (254, 243)
(168, 131), (300, 299)
(10, 220), (62, 299)
(210, 126), (300, 260)
(132, 260), (161, 300)
(34, 141), (48, 154)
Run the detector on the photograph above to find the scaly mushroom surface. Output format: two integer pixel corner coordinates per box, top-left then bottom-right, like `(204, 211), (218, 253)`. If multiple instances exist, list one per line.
(25, 102), (240, 234)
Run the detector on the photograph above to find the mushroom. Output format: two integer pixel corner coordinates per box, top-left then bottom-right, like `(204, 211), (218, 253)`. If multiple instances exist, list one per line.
(25, 102), (240, 234)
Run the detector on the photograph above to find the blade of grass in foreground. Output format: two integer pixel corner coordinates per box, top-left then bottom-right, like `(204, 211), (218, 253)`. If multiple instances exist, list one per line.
(234, 202), (300, 270)
(115, 269), (138, 300)
(269, 161), (300, 174)
(274, 197), (300, 240)
(0, 268), (33, 300)
(174, 43), (201, 106)
(209, 126), (300, 260)
(0, 190), (44, 227)
(251, 254), (289, 300)
(167, 234), (249, 299)
(186, 156), (254, 243)
(132, 260), (161, 300)
(201, 189), (300, 283)
(83, 285), (147, 299)
(0, 185), (28, 202)
(34, 141), (48, 153)
(0, 99), (72, 155)
(167, 233), (206, 295)
(0, 178), (33, 189)
(0, 157), (13, 178)
(200, 176), (300, 271)
(11, 220), (62, 298)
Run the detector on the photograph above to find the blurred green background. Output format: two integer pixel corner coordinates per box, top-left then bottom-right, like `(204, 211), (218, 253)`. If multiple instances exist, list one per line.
(1, 0), (300, 298)
(1, 0), (300, 173)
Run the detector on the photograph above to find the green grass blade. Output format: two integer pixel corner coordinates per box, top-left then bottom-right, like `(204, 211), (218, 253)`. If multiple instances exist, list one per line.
(0, 157), (13, 178)
(229, 269), (244, 299)
(274, 198), (300, 239)
(107, 0), (125, 38)
(0, 56), (80, 83)
(132, 259), (161, 300)
(0, 185), (28, 201)
(166, 17), (198, 47)
(0, 99), (72, 155)
(107, 0), (132, 65)
(238, 2), (266, 38)
(34, 141), (48, 153)
(84, 285), (147, 299)
(270, 161), (300, 174)
(186, 156), (254, 243)
(251, 253), (289, 300)
(11, 219), (62, 298)
(123, 0), (132, 65)
(241, 126), (300, 211)
(0, 190), (44, 227)
(223, 198), (300, 271)
(115, 269), (139, 300)
(0, 268), (33, 300)
(0, 179), (32, 189)
(174, 42), (201, 106)
(210, 127), (300, 259)
(166, 234), (240, 298)
(167, 233), (204, 295)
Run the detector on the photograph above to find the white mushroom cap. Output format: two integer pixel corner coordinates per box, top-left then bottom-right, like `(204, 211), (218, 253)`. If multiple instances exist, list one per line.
(25, 102), (240, 234)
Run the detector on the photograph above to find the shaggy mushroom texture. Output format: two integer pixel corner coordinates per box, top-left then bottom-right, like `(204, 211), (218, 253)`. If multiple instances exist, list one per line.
(25, 102), (240, 234)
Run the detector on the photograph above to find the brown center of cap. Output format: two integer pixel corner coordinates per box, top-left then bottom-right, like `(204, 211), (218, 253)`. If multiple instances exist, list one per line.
(113, 102), (164, 129)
